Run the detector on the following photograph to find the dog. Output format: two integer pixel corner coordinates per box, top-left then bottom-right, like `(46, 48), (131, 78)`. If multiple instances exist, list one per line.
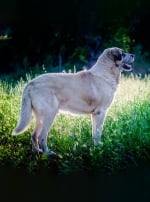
(12, 47), (135, 155)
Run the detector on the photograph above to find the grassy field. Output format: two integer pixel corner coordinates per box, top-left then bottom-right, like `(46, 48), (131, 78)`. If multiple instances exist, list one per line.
(0, 74), (150, 175)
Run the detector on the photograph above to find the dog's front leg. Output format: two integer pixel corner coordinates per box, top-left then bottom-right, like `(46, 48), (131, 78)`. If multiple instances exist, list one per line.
(91, 110), (107, 146)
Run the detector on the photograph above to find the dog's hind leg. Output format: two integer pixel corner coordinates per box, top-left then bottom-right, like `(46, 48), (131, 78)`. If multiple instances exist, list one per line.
(39, 99), (58, 155)
(38, 109), (57, 155)
(31, 94), (59, 155)
(31, 112), (43, 153)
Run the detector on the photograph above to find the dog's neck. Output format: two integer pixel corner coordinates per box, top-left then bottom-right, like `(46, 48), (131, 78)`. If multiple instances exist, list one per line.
(89, 56), (121, 89)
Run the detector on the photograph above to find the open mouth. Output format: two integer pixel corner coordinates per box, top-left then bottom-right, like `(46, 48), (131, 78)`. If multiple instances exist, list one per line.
(122, 63), (132, 71)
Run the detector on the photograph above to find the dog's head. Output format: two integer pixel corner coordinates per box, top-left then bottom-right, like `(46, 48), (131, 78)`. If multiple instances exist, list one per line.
(106, 47), (135, 71)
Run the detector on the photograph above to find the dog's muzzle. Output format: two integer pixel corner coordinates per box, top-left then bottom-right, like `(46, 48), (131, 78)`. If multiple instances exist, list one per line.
(122, 53), (135, 71)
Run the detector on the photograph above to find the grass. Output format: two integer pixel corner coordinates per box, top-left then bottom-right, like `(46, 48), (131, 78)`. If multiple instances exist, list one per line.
(0, 74), (150, 175)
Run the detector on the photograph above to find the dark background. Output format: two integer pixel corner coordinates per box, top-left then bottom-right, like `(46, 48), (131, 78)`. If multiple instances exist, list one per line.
(0, 1), (150, 200)
(0, 0), (150, 76)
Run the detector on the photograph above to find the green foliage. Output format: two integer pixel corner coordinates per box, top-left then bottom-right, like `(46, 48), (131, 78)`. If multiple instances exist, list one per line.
(132, 44), (150, 75)
(64, 46), (89, 71)
(0, 76), (150, 175)
(104, 27), (131, 51)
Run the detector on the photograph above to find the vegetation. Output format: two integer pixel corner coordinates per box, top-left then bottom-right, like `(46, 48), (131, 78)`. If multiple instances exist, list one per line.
(0, 75), (150, 175)
(1, 1), (150, 76)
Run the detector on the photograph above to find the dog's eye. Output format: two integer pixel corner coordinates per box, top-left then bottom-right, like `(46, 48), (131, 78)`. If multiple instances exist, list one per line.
(122, 52), (126, 57)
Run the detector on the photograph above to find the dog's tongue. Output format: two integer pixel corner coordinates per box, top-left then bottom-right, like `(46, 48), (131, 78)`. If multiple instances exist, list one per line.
(123, 63), (132, 70)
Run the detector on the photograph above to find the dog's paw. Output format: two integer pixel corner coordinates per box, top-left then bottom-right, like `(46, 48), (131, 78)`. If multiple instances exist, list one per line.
(44, 149), (57, 157)
(32, 147), (43, 154)
(93, 140), (103, 147)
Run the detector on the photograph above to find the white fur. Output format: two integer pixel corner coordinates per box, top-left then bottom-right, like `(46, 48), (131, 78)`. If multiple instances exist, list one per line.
(12, 47), (134, 155)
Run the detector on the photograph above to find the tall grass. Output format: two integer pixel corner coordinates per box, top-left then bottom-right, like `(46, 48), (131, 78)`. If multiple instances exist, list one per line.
(0, 75), (150, 175)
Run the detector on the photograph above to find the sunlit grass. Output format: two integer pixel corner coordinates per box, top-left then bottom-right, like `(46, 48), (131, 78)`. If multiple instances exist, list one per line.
(0, 75), (150, 174)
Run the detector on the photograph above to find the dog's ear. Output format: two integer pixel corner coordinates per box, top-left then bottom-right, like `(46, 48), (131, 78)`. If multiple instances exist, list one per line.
(111, 48), (122, 61)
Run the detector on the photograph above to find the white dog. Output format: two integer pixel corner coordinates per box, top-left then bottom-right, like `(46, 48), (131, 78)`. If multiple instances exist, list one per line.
(12, 47), (135, 155)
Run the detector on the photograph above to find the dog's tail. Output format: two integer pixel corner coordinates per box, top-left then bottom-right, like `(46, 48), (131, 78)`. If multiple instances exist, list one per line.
(12, 86), (32, 135)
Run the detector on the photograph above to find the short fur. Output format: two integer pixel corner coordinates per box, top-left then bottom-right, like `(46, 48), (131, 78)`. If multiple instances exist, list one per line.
(12, 47), (134, 155)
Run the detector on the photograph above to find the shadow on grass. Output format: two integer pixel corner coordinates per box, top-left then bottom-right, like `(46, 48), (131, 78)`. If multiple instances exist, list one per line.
(0, 162), (149, 202)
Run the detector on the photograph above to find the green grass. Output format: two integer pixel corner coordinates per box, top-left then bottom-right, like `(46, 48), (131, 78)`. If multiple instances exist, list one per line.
(0, 75), (150, 175)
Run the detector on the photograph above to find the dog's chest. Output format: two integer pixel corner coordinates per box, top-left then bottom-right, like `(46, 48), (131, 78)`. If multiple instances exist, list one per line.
(83, 92), (114, 107)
